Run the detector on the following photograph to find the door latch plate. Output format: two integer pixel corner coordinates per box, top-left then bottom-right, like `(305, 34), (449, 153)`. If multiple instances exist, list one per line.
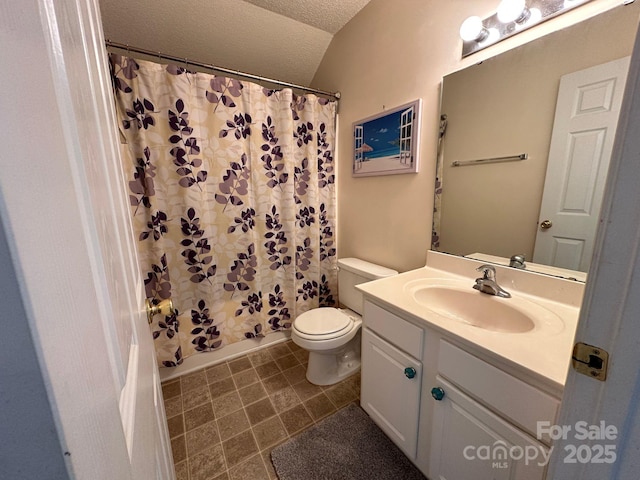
(572, 342), (608, 381)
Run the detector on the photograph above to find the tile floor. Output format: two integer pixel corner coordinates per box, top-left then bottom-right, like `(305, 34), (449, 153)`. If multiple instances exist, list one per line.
(161, 340), (361, 480)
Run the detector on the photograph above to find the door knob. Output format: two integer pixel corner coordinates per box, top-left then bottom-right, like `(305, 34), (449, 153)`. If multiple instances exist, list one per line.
(540, 220), (553, 230)
(404, 367), (417, 379)
(145, 298), (174, 325)
(431, 387), (445, 401)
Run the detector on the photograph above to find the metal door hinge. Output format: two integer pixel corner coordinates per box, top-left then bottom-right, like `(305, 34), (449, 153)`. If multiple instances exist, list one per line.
(572, 342), (609, 381)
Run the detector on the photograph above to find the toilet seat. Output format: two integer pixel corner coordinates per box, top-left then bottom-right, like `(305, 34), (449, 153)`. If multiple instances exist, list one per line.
(293, 308), (355, 341)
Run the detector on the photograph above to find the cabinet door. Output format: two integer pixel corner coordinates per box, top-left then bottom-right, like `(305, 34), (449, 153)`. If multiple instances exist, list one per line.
(361, 327), (422, 459)
(429, 377), (549, 480)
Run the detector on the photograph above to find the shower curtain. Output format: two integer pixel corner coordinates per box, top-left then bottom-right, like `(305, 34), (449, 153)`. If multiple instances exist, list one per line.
(109, 54), (337, 367)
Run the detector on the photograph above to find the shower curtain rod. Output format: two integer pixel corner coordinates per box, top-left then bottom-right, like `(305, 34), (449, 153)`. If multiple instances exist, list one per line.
(105, 40), (341, 100)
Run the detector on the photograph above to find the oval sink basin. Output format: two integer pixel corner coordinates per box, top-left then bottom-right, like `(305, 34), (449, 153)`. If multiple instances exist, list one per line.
(404, 279), (564, 334)
(412, 286), (534, 333)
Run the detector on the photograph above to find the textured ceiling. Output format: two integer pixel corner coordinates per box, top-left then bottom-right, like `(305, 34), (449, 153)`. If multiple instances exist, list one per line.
(242, 0), (372, 33)
(100, 0), (372, 86)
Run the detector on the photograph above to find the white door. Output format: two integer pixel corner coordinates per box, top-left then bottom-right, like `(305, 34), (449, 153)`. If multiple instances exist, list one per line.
(547, 24), (640, 479)
(0, 0), (174, 478)
(533, 57), (630, 272)
(361, 327), (422, 459)
(400, 106), (415, 164)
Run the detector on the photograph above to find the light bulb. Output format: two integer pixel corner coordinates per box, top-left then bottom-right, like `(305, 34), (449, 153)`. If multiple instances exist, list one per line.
(459, 16), (488, 42)
(497, 0), (530, 23)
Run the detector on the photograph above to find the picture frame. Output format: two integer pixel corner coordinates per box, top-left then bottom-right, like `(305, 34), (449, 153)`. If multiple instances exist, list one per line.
(352, 99), (421, 177)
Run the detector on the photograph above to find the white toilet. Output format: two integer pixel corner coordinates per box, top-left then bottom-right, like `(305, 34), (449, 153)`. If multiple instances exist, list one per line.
(291, 258), (398, 385)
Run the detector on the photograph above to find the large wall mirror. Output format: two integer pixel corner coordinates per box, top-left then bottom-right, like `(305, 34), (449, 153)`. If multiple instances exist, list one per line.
(433, 4), (640, 281)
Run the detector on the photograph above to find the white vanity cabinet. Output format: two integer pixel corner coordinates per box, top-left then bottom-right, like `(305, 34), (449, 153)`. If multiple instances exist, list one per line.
(360, 299), (562, 480)
(360, 301), (424, 459)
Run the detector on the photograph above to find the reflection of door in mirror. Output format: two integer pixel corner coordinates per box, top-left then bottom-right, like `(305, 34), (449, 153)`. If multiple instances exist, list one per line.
(533, 57), (630, 272)
(434, 3), (640, 279)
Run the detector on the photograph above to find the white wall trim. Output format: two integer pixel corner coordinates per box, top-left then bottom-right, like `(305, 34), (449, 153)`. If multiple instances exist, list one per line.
(159, 331), (291, 382)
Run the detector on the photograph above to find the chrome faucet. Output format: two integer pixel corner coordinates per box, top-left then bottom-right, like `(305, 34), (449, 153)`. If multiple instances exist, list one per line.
(509, 254), (526, 269)
(473, 264), (511, 298)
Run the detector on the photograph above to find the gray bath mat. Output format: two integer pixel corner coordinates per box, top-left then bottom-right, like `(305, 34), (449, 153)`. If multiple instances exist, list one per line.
(271, 403), (426, 480)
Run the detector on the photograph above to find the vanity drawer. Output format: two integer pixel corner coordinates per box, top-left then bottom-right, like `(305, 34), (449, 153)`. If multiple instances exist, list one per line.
(437, 341), (559, 440)
(363, 301), (423, 358)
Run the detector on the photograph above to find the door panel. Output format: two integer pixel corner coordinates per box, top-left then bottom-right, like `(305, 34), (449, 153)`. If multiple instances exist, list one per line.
(3, 0), (176, 477)
(533, 57), (630, 271)
(361, 327), (422, 458)
(429, 378), (548, 480)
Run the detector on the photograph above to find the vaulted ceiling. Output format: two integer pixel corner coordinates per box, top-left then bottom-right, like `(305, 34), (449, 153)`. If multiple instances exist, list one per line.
(100, 0), (373, 86)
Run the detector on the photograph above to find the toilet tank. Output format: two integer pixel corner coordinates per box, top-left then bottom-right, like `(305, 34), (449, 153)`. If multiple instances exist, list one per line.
(337, 258), (398, 314)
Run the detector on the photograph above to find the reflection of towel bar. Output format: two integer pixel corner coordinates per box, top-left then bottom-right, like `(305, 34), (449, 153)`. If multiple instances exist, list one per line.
(451, 153), (528, 167)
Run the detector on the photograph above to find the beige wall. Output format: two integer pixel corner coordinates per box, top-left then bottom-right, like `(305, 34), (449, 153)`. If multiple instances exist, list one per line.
(439, 5), (639, 260)
(312, 0), (634, 272)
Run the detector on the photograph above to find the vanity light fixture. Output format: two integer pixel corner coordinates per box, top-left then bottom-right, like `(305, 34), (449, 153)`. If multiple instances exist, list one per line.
(460, 0), (595, 57)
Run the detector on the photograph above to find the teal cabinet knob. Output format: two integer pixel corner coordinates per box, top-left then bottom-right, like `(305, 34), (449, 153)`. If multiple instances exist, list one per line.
(431, 387), (445, 401)
(404, 367), (417, 379)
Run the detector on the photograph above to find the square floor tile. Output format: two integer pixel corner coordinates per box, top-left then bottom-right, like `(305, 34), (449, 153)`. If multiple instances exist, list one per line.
(182, 384), (211, 411)
(233, 368), (259, 389)
(223, 430), (258, 467)
(291, 379), (322, 401)
(248, 349), (273, 367)
(167, 413), (184, 438)
(268, 343), (292, 359)
(162, 380), (181, 400)
(279, 404), (313, 435)
(255, 361), (280, 379)
(175, 460), (189, 480)
(325, 382), (358, 408)
(189, 444), (225, 480)
(262, 373), (288, 394)
(181, 370), (207, 394)
(164, 395), (183, 418)
(251, 416), (287, 451)
(245, 397), (277, 426)
(186, 420), (220, 457)
(171, 435), (186, 464)
(228, 356), (253, 374)
(228, 453), (270, 480)
(206, 363), (232, 384)
(281, 365), (306, 385)
(269, 386), (301, 414)
(212, 391), (242, 418)
(304, 392), (336, 421)
(274, 353), (299, 371)
(218, 409), (250, 441)
(184, 403), (215, 431)
(239, 382), (267, 406)
(209, 377), (236, 400)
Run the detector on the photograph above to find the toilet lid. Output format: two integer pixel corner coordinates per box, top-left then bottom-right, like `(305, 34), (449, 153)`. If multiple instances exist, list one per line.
(294, 308), (352, 336)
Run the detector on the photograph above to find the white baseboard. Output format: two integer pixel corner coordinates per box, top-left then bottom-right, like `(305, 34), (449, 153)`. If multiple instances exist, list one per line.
(159, 331), (291, 382)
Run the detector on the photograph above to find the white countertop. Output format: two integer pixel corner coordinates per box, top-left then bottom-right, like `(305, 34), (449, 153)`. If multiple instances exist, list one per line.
(357, 253), (584, 392)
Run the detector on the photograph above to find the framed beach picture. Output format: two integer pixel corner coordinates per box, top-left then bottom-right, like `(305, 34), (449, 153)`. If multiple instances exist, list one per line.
(352, 99), (421, 177)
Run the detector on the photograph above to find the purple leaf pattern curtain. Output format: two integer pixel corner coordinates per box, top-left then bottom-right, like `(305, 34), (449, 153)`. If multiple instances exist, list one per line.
(110, 54), (337, 367)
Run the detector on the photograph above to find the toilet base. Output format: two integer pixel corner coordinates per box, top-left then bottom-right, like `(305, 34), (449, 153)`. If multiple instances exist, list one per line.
(305, 336), (361, 386)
